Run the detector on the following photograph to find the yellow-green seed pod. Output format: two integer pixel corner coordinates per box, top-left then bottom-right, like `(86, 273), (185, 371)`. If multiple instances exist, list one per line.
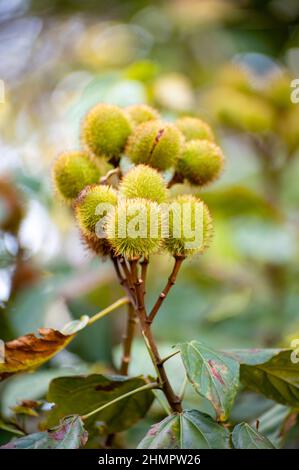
(120, 164), (168, 203)
(75, 184), (118, 255)
(176, 117), (214, 142)
(126, 104), (160, 126)
(82, 103), (132, 160)
(176, 140), (224, 186)
(265, 72), (293, 109)
(279, 106), (299, 152)
(125, 120), (183, 171)
(52, 151), (101, 204)
(206, 87), (275, 133)
(217, 63), (252, 94)
(162, 194), (213, 257)
(106, 198), (162, 259)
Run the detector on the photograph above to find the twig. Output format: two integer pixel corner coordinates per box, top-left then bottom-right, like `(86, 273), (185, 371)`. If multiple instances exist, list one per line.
(119, 257), (136, 303)
(88, 297), (130, 325)
(81, 382), (158, 421)
(107, 256), (138, 447)
(140, 257), (149, 295)
(167, 171), (184, 189)
(110, 255), (135, 306)
(110, 255), (183, 413)
(148, 255), (185, 323)
(120, 302), (137, 375)
(160, 349), (180, 365)
(111, 254), (138, 310)
(133, 275), (182, 413)
(100, 167), (121, 186)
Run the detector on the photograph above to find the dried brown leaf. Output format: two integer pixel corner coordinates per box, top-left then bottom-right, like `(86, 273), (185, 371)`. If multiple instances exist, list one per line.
(0, 328), (74, 381)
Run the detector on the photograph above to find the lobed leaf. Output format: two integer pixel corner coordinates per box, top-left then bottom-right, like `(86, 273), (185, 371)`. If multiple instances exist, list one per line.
(254, 404), (292, 448)
(232, 422), (275, 449)
(226, 349), (299, 408)
(138, 410), (230, 449)
(179, 340), (240, 421)
(1, 416), (88, 449)
(46, 374), (155, 434)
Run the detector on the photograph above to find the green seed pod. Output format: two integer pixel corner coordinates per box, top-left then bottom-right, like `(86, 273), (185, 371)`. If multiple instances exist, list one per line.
(120, 164), (168, 203)
(162, 194), (213, 257)
(126, 104), (160, 126)
(52, 151), (101, 203)
(218, 64), (252, 94)
(125, 120), (183, 171)
(106, 198), (162, 259)
(176, 140), (224, 186)
(82, 103), (132, 160)
(206, 87), (275, 133)
(279, 106), (299, 152)
(265, 72), (293, 109)
(176, 117), (214, 142)
(75, 184), (118, 255)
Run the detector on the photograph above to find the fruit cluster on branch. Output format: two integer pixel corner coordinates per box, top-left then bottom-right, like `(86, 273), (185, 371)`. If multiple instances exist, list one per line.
(53, 103), (224, 259)
(52, 102), (225, 413)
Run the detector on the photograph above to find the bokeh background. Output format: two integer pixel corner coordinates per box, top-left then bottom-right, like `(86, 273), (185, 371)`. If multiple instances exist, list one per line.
(1, 0), (299, 447)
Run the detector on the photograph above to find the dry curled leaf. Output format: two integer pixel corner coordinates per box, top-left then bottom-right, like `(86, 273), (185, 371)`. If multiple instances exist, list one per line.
(0, 328), (74, 382)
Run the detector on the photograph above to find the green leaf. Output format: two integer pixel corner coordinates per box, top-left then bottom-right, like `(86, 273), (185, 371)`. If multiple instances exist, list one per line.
(179, 341), (240, 421)
(201, 186), (281, 221)
(138, 410), (230, 449)
(232, 422), (275, 449)
(0, 366), (89, 419)
(1, 416), (88, 449)
(227, 349), (299, 408)
(46, 374), (154, 434)
(225, 349), (280, 365)
(0, 420), (25, 436)
(254, 404), (291, 448)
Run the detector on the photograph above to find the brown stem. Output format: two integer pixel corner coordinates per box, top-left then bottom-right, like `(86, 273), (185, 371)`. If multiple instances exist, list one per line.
(167, 171), (184, 189)
(111, 255), (182, 413)
(120, 302), (137, 375)
(131, 268), (182, 413)
(118, 257), (137, 307)
(110, 256), (135, 306)
(110, 254), (138, 373)
(100, 167), (121, 186)
(140, 257), (149, 295)
(148, 255), (185, 323)
(107, 255), (138, 447)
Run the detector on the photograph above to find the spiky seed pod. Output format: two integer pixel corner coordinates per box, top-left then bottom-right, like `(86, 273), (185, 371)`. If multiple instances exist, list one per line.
(218, 64), (252, 94)
(119, 164), (168, 203)
(75, 185), (118, 255)
(162, 194), (213, 257)
(52, 151), (101, 204)
(81, 103), (132, 160)
(125, 120), (183, 171)
(265, 72), (294, 109)
(206, 87), (275, 133)
(279, 106), (299, 152)
(176, 117), (214, 142)
(126, 104), (160, 126)
(176, 140), (224, 187)
(106, 198), (162, 259)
